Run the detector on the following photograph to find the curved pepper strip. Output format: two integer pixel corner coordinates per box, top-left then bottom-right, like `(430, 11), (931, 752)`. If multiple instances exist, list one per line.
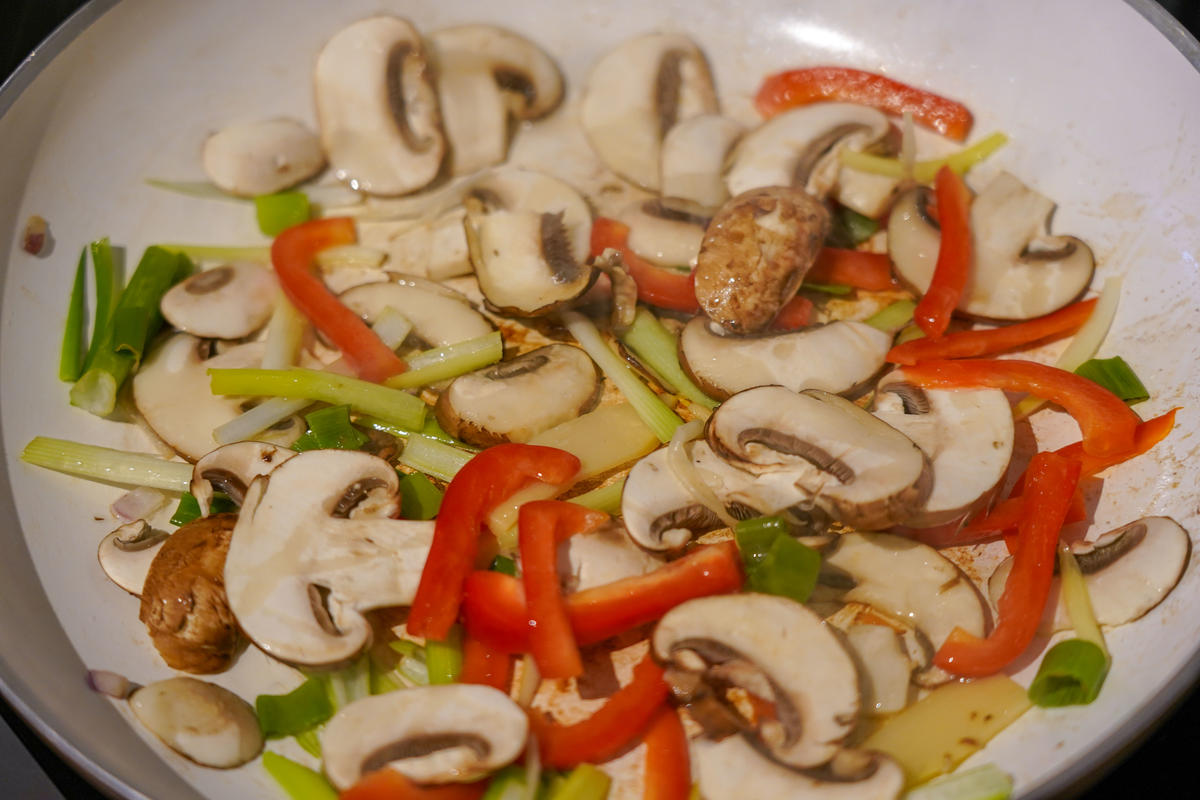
(339, 769), (486, 800)
(888, 297), (1098, 365)
(934, 451), (1081, 677)
(913, 166), (972, 339)
(519, 500), (611, 679)
(902, 359), (1139, 458)
(807, 248), (897, 292)
(590, 217), (700, 313)
(532, 654), (669, 769)
(462, 541), (744, 652)
(407, 444), (581, 641)
(459, 632), (513, 693)
(754, 66), (974, 141)
(643, 707), (691, 800)
(271, 217), (407, 383)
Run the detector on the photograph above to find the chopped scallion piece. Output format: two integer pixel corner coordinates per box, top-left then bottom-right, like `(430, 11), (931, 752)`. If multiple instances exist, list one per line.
(865, 300), (917, 334)
(21, 437), (192, 491)
(827, 205), (880, 249)
(255, 676), (335, 738)
(293, 728), (322, 759)
(800, 281), (854, 296)
(255, 191), (311, 237)
(568, 476), (627, 515)
(383, 331), (505, 390)
(1027, 638), (1109, 707)
(261, 751), (338, 800)
(490, 555), (518, 576)
(618, 308), (719, 410)
(426, 625), (464, 685)
(734, 515), (792, 566)
(157, 243), (271, 263)
(903, 764), (1013, 800)
(144, 178), (246, 203)
(545, 763), (612, 800)
(1074, 356), (1148, 405)
(169, 491), (237, 526)
(397, 471), (444, 520)
(840, 132), (1009, 184)
(481, 765), (529, 800)
(356, 415), (477, 450)
(59, 247), (88, 382)
(397, 435), (475, 483)
(326, 657), (370, 709)
(735, 516), (821, 604)
(291, 405), (369, 452)
(83, 237), (120, 372)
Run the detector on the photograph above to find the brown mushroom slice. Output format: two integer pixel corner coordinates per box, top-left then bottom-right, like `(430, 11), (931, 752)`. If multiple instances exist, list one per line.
(871, 370), (1014, 528)
(133, 334), (303, 461)
(129, 677), (262, 768)
(987, 517), (1190, 633)
(889, 172), (1095, 320)
(314, 16), (445, 195)
(160, 263), (278, 340)
(558, 522), (663, 593)
(97, 520), (168, 596)
(581, 33), (718, 191)
(224, 450), (434, 667)
(693, 186), (831, 334)
(339, 280), (493, 348)
(654, 593), (861, 769)
(679, 317), (891, 401)
(706, 387), (931, 530)
(140, 514), (240, 674)
(464, 168), (595, 316)
(434, 344), (601, 447)
(190, 441), (298, 516)
(616, 199), (708, 268)
(660, 113), (744, 211)
(321, 684), (528, 790)
(725, 103), (896, 217)
(694, 736), (904, 800)
(201, 118), (326, 198)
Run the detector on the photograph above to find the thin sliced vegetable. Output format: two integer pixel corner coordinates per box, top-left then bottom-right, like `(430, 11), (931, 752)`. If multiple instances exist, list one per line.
(667, 420), (739, 529)
(590, 217), (699, 313)
(256, 191), (311, 237)
(568, 477), (626, 515)
(735, 517), (820, 604)
(21, 437), (192, 491)
(643, 708), (690, 800)
(144, 178), (246, 203)
(841, 132), (1009, 183)
(866, 300), (917, 334)
(771, 294), (814, 330)
(619, 308), (718, 409)
(292, 405), (368, 452)
(398, 435), (476, 483)
(808, 248), (897, 291)
(340, 769), (486, 800)
(384, 332), (505, 390)
(158, 243), (271, 262)
(261, 751), (338, 800)
(1074, 356), (1148, 405)
(544, 764), (611, 800)
(398, 472), (444, 520)
(59, 247), (87, 382)
(1027, 638), (1109, 707)
(903, 765), (1013, 800)
(913, 166), (971, 339)
(460, 632), (514, 693)
(170, 491), (235, 526)
(255, 676), (334, 738)
(426, 625), (464, 685)
(827, 206), (879, 249)
(84, 237), (120, 371)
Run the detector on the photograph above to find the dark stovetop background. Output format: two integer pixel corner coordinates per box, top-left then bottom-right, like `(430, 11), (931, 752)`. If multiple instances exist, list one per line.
(3, 1), (1200, 798)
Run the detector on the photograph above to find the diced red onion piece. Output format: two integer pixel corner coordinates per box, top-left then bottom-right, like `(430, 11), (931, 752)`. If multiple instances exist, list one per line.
(87, 669), (135, 699)
(111, 487), (168, 524)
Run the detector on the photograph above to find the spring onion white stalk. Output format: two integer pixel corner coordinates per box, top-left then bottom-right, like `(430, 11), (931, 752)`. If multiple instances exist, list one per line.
(619, 308), (719, 409)
(569, 477), (626, 515)
(903, 764), (1013, 800)
(489, 482), (565, 553)
(667, 421), (740, 529)
(523, 739), (543, 800)
(157, 244), (270, 263)
(384, 331), (504, 390)
(22, 437), (192, 491)
(260, 294), (308, 371)
(562, 311), (683, 443)
(397, 435), (475, 483)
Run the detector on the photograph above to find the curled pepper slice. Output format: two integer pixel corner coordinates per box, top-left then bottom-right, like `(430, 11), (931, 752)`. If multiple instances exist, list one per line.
(913, 166), (972, 339)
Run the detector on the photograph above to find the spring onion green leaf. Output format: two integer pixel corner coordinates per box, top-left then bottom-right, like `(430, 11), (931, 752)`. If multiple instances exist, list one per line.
(568, 476), (627, 515)
(326, 657), (371, 709)
(490, 555), (518, 576)
(157, 243), (271, 263)
(735, 516), (821, 604)
(83, 237), (120, 372)
(482, 765), (529, 800)
(169, 491), (238, 526)
(545, 764), (611, 800)
(903, 764), (1013, 800)
(293, 729), (322, 759)
(618, 308), (719, 410)
(426, 625), (464, 685)
(397, 471), (444, 520)
(261, 751), (338, 800)
(734, 516), (792, 566)
(291, 405), (369, 452)
(356, 415), (477, 450)
(256, 677), (335, 738)
(383, 331), (505, 390)
(827, 205), (880, 249)
(865, 300), (918, 334)
(800, 281), (854, 296)
(1027, 638), (1109, 707)
(208, 367), (427, 430)
(255, 191), (311, 237)
(1074, 356), (1148, 405)
(59, 248), (88, 382)
(21, 437), (192, 491)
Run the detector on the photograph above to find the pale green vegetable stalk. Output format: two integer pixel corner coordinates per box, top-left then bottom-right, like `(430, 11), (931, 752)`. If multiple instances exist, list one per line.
(546, 764), (611, 800)
(619, 308), (718, 409)
(384, 331), (504, 390)
(398, 435), (475, 483)
(144, 178), (246, 203)
(562, 311), (683, 443)
(903, 764), (1013, 800)
(21, 437), (192, 491)
(841, 132), (1009, 183)
(261, 751), (338, 800)
(260, 293), (309, 371)
(157, 243), (271, 263)
(1059, 544), (1109, 656)
(569, 477), (626, 515)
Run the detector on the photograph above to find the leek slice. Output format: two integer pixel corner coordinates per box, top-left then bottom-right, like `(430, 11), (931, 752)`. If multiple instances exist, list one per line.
(384, 331), (504, 390)
(157, 243), (271, 263)
(1074, 356), (1148, 405)
(261, 751), (338, 800)
(426, 625), (464, 685)
(397, 435), (475, 483)
(866, 300), (917, 334)
(569, 477), (627, 515)
(21, 437), (192, 491)
(619, 308), (718, 409)
(59, 247), (87, 382)
(546, 764), (611, 800)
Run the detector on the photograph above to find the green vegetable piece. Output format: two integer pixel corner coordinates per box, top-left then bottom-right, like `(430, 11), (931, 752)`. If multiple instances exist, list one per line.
(261, 751), (338, 800)
(169, 491), (237, 526)
(1027, 638), (1110, 707)
(255, 191), (311, 237)
(800, 281), (854, 296)
(827, 205), (880, 249)
(619, 308), (719, 410)
(426, 625), (464, 685)
(546, 764), (612, 800)
(398, 471), (444, 520)
(734, 515), (792, 566)
(293, 404), (369, 451)
(735, 516), (821, 603)
(83, 237), (120, 372)
(256, 676), (336, 738)
(903, 764), (1013, 800)
(490, 555), (518, 576)
(568, 476), (627, 515)
(482, 765), (529, 800)
(1074, 356), (1149, 405)
(865, 299), (918, 334)
(59, 247), (88, 382)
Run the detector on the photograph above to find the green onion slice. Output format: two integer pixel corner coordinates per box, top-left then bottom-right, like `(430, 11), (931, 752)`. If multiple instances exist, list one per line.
(865, 300), (917, 334)
(261, 751), (338, 800)
(1074, 356), (1148, 405)
(903, 764), (1013, 800)
(255, 676), (335, 739)
(618, 308), (718, 410)
(397, 471), (444, 520)
(426, 625), (464, 685)
(827, 205), (880, 249)
(255, 191), (311, 237)
(545, 763), (612, 800)
(59, 247), (88, 382)
(735, 516), (821, 604)
(1027, 638), (1109, 707)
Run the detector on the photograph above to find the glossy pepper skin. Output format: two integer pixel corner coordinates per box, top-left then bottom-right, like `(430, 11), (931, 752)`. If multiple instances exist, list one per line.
(339, 769), (485, 800)
(643, 707), (692, 800)
(912, 166), (972, 339)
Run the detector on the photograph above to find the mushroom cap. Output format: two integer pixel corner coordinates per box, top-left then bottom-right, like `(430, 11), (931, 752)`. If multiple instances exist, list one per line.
(314, 16), (445, 195)
(201, 117), (325, 197)
(430, 24), (563, 121)
(338, 279), (493, 348)
(660, 113), (744, 211)
(434, 344), (602, 447)
(889, 172), (1095, 320)
(129, 677), (262, 768)
(653, 593), (861, 769)
(97, 520), (168, 596)
(321, 684), (528, 790)
(694, 186), (831, 334)
(159, 263), (278, 340)
(581, 33), (718, 191)
(224, 450), (435, 667)
(190, 441), (298, 517)
(617, 199), (708, 269)
(705, 387), (931, 530)
(678, 316), (892, 401)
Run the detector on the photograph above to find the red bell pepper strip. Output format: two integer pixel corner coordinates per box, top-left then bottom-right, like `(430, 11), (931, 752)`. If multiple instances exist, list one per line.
(532, 654), (670, 768)
(643, 708), (691, 800)
(913, 166), (971, 339)
(340, 769), (486, 800)
(590, 217), (700, 313)
(462, 541), (744, 652)
(407, 444), (581, 641)
(807, 248), (898, 292)
(755, 66), (974, 141)
(271, 217), (407, 383)
(771, 295), (814, 330)
(934, 451), (1081, 677)
(902, 359), (1139, 458)
(459, 632), (513, 692)
(888, 297), (1098, 365)
(519, 500), (611, 679)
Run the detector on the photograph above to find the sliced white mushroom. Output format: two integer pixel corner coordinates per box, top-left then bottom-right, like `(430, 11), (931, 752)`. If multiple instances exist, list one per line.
(988, 517), (1190, 633)
(679, 317), (891, 401)
(889, 172), (1095, 320)
(159, 263), (278, 340)
(339, 280), (493, 348)
(558, 522), (663, 593)
(190, 441), (298, 516)
(97, 520), (168, 596)
(660, 113), (744, 210)
(616, 199), (708, 268)
(705, 387), (931, 530)
(321, 684), (528, 790)
(464, 168), (594, 316)
(201, 118), (325, 198)
(654, 593), (860, 769)
(434, 344), (601, 447)
(842, 624), (915, 715)
(129, 677), (262, 768)
(314, 16), (445, 195)
(725, 103), (897, 217)
(581, 33), (718, 191)
(224, 450), (434, 667)
(871, 369), (1014, 528)
(133, 334), (303, 461)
